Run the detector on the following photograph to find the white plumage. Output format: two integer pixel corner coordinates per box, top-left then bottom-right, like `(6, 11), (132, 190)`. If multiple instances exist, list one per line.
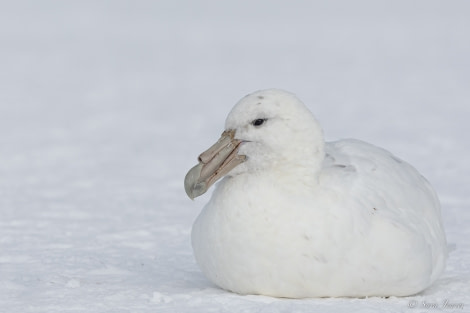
(186, 89), (447, 298)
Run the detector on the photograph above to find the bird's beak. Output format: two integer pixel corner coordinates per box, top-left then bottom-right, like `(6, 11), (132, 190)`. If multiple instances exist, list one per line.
(184, 129), (247, 199)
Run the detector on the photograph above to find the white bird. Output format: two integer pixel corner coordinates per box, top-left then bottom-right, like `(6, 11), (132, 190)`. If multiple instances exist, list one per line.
(184, 89), (447, 298)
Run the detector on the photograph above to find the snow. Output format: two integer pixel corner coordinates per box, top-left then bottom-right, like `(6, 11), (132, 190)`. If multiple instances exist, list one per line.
(0, 1), (469, 312)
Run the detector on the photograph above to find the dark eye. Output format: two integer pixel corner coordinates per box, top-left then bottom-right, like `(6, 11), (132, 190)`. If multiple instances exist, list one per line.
(252, 118), (267, 127)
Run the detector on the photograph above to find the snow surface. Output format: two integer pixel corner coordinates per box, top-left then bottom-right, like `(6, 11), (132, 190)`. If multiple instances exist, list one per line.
(1, 1), (469, 312)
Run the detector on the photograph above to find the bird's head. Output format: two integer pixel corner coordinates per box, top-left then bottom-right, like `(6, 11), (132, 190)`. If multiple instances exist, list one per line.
(184, 89), (325, 199)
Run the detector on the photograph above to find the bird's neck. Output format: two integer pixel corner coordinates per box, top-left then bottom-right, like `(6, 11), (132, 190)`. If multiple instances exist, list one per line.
(265, 144), (326, 192)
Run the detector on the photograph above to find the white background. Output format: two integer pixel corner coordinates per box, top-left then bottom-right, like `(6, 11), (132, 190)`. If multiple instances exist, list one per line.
(1, 1), (469, 312)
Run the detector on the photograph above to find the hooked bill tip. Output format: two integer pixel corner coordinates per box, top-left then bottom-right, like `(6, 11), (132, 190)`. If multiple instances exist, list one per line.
(184, 163), (207, 199)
